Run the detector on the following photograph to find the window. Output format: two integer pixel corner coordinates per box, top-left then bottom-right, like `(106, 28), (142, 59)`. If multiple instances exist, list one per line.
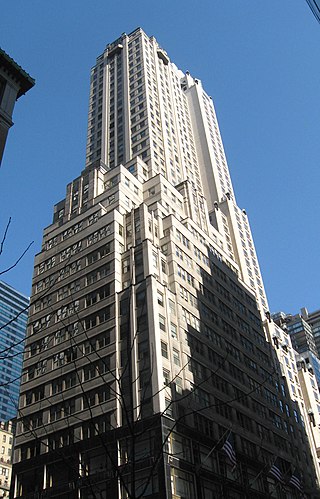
(159, 314), (166, 331)
(192, 386), (210, 408)
(161, 341), (168, 359)
(269, 410), (283, 430)
(161, 259), (167, 274)
(165, 398), (173, 417)
(175, 376), (183, 394)
(169, 299), (175, 315)
(163, 369), (170, 386)
(0, 76), (6, 105)
(170, 323), (177, 339)
(157, 291), (164, 306)
(122, 259), (130, 274)
(152, 251), (158, 269)
(264, 388), (278, 407)
(173, 348), (180, 366)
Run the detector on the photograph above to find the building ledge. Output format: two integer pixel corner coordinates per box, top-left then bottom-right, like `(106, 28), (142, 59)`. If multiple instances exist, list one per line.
(0, 48), (35, 98)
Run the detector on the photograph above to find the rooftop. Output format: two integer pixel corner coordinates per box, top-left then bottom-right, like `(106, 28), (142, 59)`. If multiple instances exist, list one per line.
(0, 48), (35, 98)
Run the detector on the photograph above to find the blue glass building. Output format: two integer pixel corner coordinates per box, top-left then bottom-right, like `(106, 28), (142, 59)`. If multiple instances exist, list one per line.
(0, 281), (28, 421)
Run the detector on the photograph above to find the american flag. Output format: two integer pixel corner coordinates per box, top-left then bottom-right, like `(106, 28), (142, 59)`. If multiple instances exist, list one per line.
(269, 457), (284, 483)
(289, 469), (303, 493)
(221, 432), (237, 468)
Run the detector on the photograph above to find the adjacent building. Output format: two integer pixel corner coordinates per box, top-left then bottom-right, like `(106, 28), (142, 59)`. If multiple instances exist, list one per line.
(0, 420), (14, 499)
(0, 281), (28, 421)
(302, 307), (320, 359)
(12, 28), (319, 498)
(264, 318), (320, 485)
(296, 356), (320, 470)
(273, 309), (320, 387)
(0, 48), (34, 166)
(272, 311), (318, 358)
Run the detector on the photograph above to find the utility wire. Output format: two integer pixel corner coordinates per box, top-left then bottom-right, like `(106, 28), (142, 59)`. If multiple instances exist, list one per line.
(0, 218), (11, 256)
(7, 227), (290, 497)
(0, 252), (76, 355)
(305, 0), (320, 23)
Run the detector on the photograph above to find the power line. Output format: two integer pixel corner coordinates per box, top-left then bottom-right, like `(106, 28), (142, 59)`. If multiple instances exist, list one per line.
(305, 0), (320, 23)
(0, 253), (76, 356)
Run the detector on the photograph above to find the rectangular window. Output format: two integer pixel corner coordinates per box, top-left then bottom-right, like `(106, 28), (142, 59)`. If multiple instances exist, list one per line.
(173, 348), (180, 366)
(0, 76), (6, 105)
(161, 341), (168, 359)
(159, 314), (166, 331)
(175, 376), (183, 394)
(161, 259), (167, 274)
(157, 291), (164, 306)
(169, 299), (175, 315)
(165, 398), (173, 417)
(170, 323), (178, 339)
(163, 369), (170, 386)
(152, 251), (158, 269)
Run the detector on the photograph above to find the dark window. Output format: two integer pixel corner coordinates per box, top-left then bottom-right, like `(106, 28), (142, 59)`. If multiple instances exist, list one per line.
(0, 76), (6, 105)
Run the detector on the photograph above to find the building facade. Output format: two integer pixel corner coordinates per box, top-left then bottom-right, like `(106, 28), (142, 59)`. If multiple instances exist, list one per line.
(301, 307), (320, 359)
(0, 281), (28, 421)
(273, 308), (320, 386)
(272, 311), (319, 358)
(296, 355), (320, 472)
(0, 420), (14, 499)
(264, 318), (320, 485)
(0, 49), (34, 166)
(12, 28), (319, 498)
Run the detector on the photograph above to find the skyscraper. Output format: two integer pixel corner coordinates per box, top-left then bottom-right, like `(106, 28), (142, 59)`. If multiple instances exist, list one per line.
(0, 281), (28, 421)
(85, 30), (268, 314)
(12, 29), (318, 498)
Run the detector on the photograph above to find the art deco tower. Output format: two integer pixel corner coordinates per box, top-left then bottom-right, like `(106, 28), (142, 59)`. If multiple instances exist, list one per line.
(85, 30), (268, 314)
(12, 28), (318, 498)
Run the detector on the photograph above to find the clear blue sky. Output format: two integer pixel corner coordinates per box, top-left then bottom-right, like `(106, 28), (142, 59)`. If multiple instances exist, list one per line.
(1, 0), (319, 314)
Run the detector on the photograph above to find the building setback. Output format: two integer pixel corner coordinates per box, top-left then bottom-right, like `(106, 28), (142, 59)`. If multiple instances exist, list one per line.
(0, 281), (28, 422)
(12, 28), (319, 498)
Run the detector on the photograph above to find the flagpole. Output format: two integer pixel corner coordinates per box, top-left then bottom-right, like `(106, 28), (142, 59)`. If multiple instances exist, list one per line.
(243, 434), (267, 493)
(273, 478), (287, 499)
(248, 462), (269, 489)
(195, 427), (231, 473)
(194, 428), (231, 499)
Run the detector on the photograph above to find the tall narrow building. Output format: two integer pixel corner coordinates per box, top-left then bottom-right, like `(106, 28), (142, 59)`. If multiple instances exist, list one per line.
(0, 281), (28, 421)
(12, 29), (318, 498)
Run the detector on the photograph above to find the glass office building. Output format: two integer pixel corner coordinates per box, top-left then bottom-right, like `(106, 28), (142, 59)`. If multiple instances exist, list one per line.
(0, 281), (28, 421)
